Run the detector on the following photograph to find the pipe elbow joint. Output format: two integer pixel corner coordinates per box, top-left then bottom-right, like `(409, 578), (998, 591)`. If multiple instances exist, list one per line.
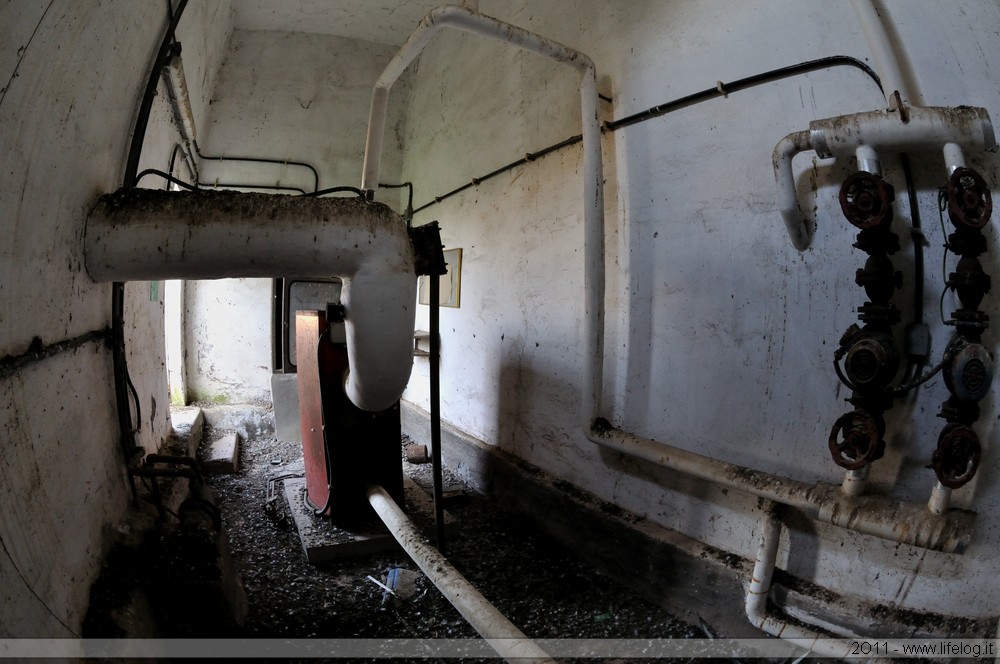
(341, 264), (417, 412)
(773, 131), (814, 251)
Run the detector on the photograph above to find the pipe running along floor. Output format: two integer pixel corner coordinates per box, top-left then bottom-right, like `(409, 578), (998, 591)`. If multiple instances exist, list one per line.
(203, 407), (704, 652)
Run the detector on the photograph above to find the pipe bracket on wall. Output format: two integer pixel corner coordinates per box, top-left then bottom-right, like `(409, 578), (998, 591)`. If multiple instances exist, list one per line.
(85, 188), (418, 412)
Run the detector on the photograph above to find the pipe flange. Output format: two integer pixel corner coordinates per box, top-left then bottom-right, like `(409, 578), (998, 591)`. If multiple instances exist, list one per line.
(844, 331), (900, 391)
(943, 336), (995, 402)
(931, 424), (981, 489)
(840, 172), (894, 229)
(947, 167), (993, 230)
(828, 409), (881, 470)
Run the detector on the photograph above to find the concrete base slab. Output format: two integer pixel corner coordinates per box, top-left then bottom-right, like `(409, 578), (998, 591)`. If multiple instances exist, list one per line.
(284, 476), (456, 563)
(203, 432), (240, 474)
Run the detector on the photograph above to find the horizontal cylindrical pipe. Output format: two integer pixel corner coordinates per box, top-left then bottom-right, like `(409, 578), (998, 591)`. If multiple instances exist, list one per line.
(367, 485), (555, 664)
(808, 105), (996, 160)
(586, 420), (973, 552)
(85, 189), (416, 412)
(771, 130), (814, 251)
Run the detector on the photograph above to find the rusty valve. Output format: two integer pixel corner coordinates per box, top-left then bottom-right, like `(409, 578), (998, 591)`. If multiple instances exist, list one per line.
(947, 167), (993, 230)
(931, 424), (982, 489)
(828, 409), (882, 470)
(839, 172), (894, 229)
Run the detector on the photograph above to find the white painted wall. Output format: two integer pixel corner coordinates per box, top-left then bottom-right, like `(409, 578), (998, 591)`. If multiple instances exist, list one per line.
(184, 29), (412, 403)
(0, 0), (232, 635)
(399, 0), (1000, 621)
(184, 278), (273, 404)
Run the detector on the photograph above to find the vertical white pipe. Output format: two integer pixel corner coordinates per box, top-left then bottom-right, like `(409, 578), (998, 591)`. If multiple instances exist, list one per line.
(855, 144), (882, 176)
(849, 0), (912, 107)
(928, 481), (952, 514)
(841, 465), (870, 496)
(359, 3), (606, 418)
(745, 505), (782, 625)
(942, 142), (967, 175)
(746, 509), (863, 658)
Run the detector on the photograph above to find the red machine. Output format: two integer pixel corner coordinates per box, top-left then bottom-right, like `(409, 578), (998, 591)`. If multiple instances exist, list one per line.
(296, 307), (404, 527)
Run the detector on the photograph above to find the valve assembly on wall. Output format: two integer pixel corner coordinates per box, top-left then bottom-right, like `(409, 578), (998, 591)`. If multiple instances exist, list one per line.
(932, 167), (994, 489)
(828, 162), (994, 490)
(830, 171), (901, 470)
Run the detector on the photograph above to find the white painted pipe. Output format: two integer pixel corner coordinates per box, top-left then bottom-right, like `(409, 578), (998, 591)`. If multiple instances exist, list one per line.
(360, 3), (598, 193)
(772, 106), (995, 250)
(585, 422), (973, 552)
(928, 481), (952, 515)
(808, 106), (996, 161)
(85, 190), (416, 412)
(855, 144), (881, 176)
(746, 507), (860, 658)
(367, 485), (556, 664)
(360, 2), (605, 420)
(772, 130), (814, 251)
(162, 51), (198, 144)
(748, 506), (913, 658)
(841, 466), (869, 497)
(849, 0), (912, 107)
(943, 141), (967, 175)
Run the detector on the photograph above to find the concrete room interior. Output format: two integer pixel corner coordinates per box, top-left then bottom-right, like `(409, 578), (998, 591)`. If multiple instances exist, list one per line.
(2, 0), (999, 652)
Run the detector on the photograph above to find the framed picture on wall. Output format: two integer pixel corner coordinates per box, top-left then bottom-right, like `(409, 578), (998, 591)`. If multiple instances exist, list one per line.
(418, 248), (462, 308)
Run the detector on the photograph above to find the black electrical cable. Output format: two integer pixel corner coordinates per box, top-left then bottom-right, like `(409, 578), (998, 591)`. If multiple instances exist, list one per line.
(412, 55), (883, 215)
(899, 152), (927, 384)
(114, 0), (190, 487)
(198, 181), (308, 195)
(136, 168), (198, 191)
(168, 142), (198, 183)
(166, 144), (181, 187)
(304, 185), (365, 198)
(891, 354), (949, 396)
(605, 55), (881, 132)
(378, 181), (415, 224)
(195, 143), (321, 193)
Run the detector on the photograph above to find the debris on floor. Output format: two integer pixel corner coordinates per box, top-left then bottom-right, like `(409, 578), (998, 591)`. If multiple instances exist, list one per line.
(203, 410), (700, 645)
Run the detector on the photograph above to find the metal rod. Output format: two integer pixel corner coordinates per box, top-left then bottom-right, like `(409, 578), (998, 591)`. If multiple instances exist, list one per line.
(430, 270), (445, 552)
(0, 328), (110, 379)
(367, 485), (555, 664)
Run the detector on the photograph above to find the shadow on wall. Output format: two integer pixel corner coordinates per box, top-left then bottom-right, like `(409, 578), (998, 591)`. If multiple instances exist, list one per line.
(494, 337), (583, 462)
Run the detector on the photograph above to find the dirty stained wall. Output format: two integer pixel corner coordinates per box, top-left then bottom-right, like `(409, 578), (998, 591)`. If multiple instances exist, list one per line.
(0, 0), (232, 635)
(399, 0), (1000, 621)
(184, 29), (412, 403)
